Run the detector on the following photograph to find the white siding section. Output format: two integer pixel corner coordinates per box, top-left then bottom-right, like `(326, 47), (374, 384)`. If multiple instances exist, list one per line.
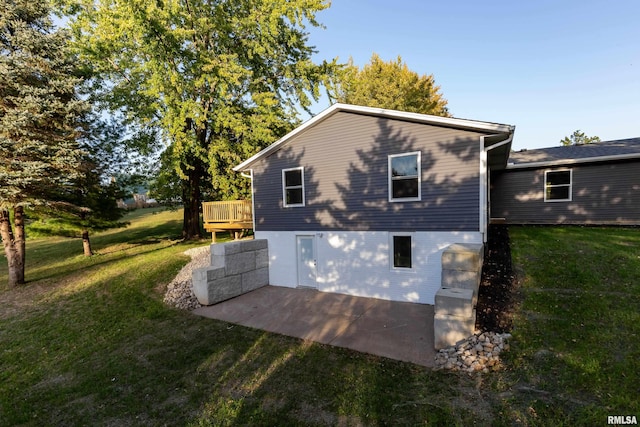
(256, 230), (483, 305)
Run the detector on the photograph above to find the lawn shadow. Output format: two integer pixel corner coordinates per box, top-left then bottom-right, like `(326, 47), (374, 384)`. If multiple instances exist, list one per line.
(187, 332), (481, 426)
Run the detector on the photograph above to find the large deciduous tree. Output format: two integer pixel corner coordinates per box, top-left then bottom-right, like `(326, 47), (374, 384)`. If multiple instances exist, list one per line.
(329, 53), (450, 117)
(0, 0), (89, 286)
(66, 0), (335, 239)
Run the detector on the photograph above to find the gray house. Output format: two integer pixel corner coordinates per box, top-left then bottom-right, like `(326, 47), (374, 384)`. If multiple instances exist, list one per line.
(233, 103), (515, 305)
(491, 138), (640, 224)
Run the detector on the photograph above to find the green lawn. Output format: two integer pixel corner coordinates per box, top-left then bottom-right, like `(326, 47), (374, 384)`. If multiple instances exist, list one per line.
(1, 212), (638, 426)
(495, 226), (640, 425)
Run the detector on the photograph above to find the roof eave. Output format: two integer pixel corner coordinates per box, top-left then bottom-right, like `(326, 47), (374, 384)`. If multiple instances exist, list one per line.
(507, 152), (640, 169)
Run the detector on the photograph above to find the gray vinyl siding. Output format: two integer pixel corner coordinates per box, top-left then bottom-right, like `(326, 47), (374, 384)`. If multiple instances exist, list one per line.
(491, 161), (640, 224)
(251, 111), (485, 232)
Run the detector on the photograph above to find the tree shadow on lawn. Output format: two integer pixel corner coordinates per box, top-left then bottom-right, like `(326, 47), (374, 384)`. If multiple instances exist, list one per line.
(0, 239), (194, 323)
(91, 219), (185, 248)
(1, 241), (501, 426)
(22, 239), (185, 286)
(189, 340), (486, 426)
(0, 218), (188, 287)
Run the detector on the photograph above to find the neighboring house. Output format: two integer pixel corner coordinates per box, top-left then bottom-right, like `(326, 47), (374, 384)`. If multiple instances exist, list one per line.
(491, 138), (640, 225)
(233, 103), (515, 305)
(117, 186), (158, 209)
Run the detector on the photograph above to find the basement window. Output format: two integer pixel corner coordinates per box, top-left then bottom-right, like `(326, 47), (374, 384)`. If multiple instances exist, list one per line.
(391, 234), (413, 269)
(544, 169), (572, 202)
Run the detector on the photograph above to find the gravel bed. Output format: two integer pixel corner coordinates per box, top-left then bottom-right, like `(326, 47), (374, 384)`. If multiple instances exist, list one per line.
(163, 245), (210, 310)
(434, 332), (512, 373)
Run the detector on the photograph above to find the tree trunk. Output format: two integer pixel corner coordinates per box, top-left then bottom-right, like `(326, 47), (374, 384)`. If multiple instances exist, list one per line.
(182, 166), (203, 240)
(14, 206), (25, 267)
(0, 209), (25, 287)
(82, 230), (93, 256)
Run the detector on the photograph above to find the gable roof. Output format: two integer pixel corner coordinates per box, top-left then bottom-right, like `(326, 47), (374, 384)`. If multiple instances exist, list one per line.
(507, 137), (640, 169)
(233, 103), (515, 172)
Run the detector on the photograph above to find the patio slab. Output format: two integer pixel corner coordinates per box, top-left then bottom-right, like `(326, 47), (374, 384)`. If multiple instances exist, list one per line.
(192, 285), (435, 367)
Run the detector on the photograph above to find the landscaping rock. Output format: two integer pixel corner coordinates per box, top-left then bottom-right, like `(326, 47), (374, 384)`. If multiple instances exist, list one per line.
(434, 332), (512, 373)
(163, 245), (210, 310)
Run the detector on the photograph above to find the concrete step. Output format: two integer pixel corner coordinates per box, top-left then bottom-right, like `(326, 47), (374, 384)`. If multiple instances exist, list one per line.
(441, 268), (481, 298)
(434, 310), (476, 349)
(441, 243), (484, 271)
(435, 287), (474, 317)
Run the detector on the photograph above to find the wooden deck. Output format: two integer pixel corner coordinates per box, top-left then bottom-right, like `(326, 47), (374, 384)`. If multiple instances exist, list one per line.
(202, 200), (253, 242)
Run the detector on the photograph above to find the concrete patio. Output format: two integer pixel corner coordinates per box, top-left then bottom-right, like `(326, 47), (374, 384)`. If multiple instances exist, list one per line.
(192, 285), (436, 367)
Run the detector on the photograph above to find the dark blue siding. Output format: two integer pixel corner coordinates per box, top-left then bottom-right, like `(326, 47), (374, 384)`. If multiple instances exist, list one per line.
(491, 160), (640, 224)
(252, 112), (486, 231)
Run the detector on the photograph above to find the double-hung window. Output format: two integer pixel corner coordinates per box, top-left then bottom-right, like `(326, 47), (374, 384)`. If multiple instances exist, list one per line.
(389, 152), (421, 202)
(282, 167), (305, 207)
(544, 169), (572, 202)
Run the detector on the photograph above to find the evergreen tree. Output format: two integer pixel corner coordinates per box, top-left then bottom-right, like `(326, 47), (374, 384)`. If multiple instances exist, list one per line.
(560, 130), (601, 146)
(0, 0), (90, 285)
(65, 0), (336, 239)
(329, 53), (450, 117)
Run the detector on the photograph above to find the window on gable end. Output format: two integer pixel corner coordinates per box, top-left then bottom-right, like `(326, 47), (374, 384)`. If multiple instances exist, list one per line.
(389, 152), (421, 202)
(282, 167), (305, 207)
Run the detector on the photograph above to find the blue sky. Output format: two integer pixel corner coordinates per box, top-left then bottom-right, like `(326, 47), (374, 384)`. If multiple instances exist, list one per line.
(306, 0), (640, 150)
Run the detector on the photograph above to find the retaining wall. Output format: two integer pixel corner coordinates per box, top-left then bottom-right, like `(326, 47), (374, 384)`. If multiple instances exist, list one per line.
(192, 239), (269, 306)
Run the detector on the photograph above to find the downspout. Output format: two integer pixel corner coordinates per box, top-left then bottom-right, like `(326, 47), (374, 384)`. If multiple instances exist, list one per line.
(240, 170), (256, 232)
(479, 132), (514, 242)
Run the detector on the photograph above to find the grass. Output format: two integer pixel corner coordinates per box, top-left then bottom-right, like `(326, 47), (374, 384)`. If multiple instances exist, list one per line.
(0, 208), (478, 426)
(1, 213), (638, 425)
(493, 226), (640, 425)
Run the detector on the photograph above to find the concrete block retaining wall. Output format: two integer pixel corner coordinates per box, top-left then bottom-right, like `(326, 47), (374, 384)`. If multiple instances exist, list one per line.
(193, 239), (269, 306)
(434, 243), (484, 349)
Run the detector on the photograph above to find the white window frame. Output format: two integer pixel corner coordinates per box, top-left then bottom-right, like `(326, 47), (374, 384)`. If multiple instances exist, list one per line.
(544, 169), (572, 202)
(389, 232), (415, 271)
(282, 167), (305, 207)
(388, 151), (422, 202)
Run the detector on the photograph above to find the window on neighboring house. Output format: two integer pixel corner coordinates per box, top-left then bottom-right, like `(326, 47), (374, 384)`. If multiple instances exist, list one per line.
(391, 234), (413, 269)
(389, 152), (421, 201)
(544, 169), (572, 202)
(282, 167), (305, 207)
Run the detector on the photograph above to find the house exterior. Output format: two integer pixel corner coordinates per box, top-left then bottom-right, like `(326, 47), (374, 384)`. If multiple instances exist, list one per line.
(491, 138), (640, 225)
(233, 103), (515, 305)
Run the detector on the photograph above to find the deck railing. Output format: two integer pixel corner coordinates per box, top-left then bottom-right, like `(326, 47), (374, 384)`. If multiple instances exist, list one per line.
(202, 200), (253, 224)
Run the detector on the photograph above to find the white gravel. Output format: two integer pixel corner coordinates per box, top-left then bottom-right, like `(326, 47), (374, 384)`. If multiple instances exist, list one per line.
(163, 245), (210, 310)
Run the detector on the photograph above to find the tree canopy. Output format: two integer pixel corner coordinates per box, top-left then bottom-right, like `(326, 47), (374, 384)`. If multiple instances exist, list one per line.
(1, 0), (93, 285)
(0, 0), (88, 210)
(65, 0), (336, 239)
(560, 130), (601, 146)
(328, 53), (450, 117)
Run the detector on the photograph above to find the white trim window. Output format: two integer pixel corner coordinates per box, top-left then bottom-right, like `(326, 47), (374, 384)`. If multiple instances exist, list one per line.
(544, 169), (572, 202)
(282, 167), (305, 207)
(390, 233), (413, 270)
(389, 152), (421, 202)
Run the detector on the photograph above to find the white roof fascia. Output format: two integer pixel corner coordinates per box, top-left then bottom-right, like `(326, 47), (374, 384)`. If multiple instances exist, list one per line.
(507, 152), (640, 169)
(233, 103), (514, 171)
(338, 104), (514, 134)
